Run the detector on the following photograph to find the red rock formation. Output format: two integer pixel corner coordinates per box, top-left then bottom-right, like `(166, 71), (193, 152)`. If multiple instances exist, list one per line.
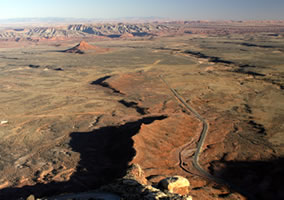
(63, 41), (108, 54)
(73, 41), (98, 50)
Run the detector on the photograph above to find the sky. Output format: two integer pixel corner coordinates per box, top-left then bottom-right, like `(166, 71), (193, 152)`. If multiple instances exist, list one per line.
(0, 0), (283, 20)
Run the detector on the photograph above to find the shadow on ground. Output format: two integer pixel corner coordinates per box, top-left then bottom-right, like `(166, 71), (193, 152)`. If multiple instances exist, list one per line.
(0, 116), (167, 199)
(210, 158), (284, 200)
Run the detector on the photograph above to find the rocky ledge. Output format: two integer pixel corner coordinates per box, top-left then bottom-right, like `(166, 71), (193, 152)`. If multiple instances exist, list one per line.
(26, 164), (193, 200)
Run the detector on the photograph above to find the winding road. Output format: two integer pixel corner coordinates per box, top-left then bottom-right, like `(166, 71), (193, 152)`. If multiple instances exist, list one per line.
(159, 75), (217, 180)
(160, 75), (254, 199)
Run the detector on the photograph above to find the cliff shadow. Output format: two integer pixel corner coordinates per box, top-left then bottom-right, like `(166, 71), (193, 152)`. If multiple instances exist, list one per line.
(210, 158), (284, 200)
(0, 115), (167, 199)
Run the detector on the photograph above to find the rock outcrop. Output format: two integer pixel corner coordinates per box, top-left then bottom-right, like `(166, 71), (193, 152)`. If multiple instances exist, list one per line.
(1, 21), (283, 42)
(123, 163), (148, 185)
(63, 41), (107, 54)
(159, 176), (190, 195)
(98, 164), (193, 200)
(31, 164), (193, 200)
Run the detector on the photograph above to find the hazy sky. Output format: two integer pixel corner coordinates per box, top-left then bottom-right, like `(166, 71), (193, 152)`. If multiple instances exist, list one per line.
(0, 0), (283, 20)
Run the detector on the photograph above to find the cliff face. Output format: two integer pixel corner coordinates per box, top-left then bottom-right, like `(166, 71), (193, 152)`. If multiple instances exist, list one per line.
(1, 21), (284, 42)
(25, 164), (193, 200)
(0, 23), (168, 41)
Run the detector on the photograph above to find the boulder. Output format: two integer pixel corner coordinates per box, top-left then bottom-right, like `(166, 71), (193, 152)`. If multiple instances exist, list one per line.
(26, 195), (35, 200)
(159, 176), (190, 195)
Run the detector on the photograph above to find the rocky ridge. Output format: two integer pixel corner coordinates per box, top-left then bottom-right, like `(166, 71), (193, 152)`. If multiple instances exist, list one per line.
(1, 21), (284, 42)
(26, 164), (193, 200)
(0, 23), (169, 41)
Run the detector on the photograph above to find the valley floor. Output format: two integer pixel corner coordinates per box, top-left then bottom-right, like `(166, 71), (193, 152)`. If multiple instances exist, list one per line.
(0, 33), (283, 199)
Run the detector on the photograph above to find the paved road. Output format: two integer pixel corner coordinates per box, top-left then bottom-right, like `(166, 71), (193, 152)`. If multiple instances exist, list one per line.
(159, 75), (217, 180)
(160, 75), (254, 199)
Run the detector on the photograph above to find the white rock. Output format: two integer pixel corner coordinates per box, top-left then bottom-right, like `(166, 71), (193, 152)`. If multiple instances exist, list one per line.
(0, 121), (8, 125)
(26, 194), (35, 200)
(159, 175), (190, 195)
(186, 195), (193, 200)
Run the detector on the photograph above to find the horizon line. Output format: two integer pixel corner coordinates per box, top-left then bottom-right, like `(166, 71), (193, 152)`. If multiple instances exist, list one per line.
(0, 17), (284, 21)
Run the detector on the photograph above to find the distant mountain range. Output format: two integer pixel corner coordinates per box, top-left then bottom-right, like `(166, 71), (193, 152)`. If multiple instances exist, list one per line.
(0, 23), (170, 41)
(0, 21), (283, 42)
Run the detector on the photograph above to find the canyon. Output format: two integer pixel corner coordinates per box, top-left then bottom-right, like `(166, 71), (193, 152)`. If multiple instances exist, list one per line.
(0, 21), (283, 199)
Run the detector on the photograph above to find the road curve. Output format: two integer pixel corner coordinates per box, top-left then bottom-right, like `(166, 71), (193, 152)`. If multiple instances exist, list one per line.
(160, 75), (255, 199)
(159, 75), (219, 181)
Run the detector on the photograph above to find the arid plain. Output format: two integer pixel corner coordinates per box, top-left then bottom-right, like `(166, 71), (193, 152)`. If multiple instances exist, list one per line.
(0, 21), (284, 199)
